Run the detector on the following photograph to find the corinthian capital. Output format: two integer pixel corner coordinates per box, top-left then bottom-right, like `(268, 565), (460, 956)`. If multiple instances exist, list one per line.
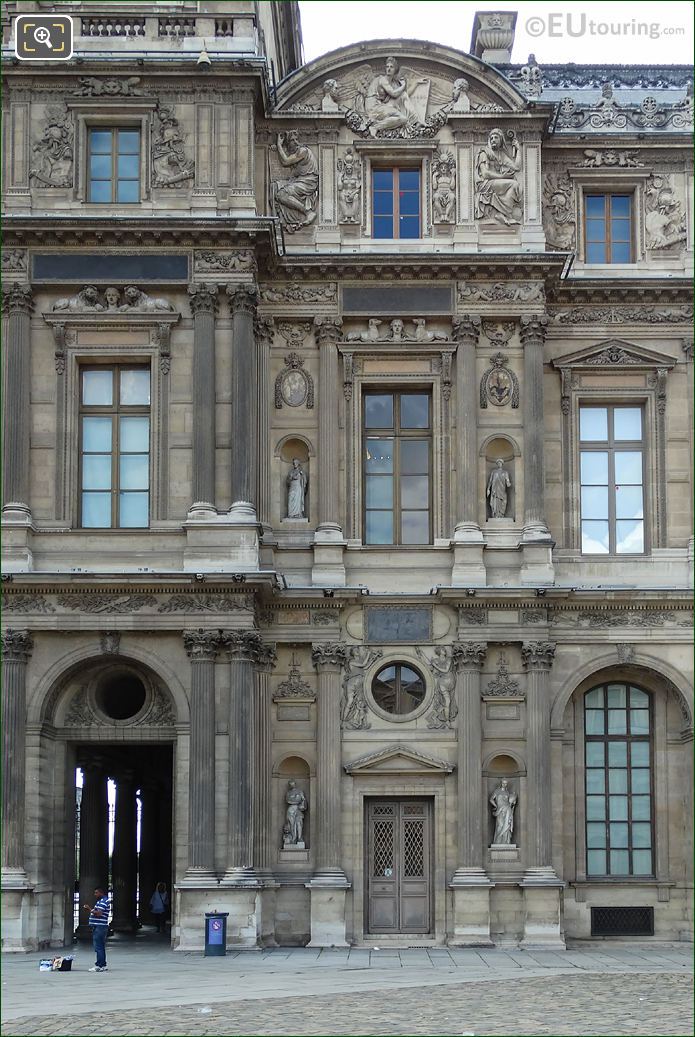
(187, 282), (219, 316)
(183, 628), (219, 660)
(519, 313), (548, 347)
(311, 642), (348, 670)
(221, 628), (264, 661)
(2, 283), (34, 316)
(453, 641), (487, 669)
(452, 314), (481, 347)
(313, 316), (343, 346)
(521, 640), (556, 670)
(254, 314), (275, 347)
(2, 629), (34, 661)
(227, 283), (258, 316)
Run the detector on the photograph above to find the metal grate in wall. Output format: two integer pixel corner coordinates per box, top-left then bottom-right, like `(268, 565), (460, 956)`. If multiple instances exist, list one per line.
(591, 906), (654, 936)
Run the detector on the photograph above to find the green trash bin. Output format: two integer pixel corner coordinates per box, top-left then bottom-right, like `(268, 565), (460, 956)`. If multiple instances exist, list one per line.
(204, 911), (228, 956)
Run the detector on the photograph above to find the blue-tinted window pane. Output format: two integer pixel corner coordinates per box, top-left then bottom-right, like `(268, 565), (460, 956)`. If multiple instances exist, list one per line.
(610, 242), (631, 263)
(608, 769), (628, 793)
(632, 822), (651, 848)
(616, 486), (643, 519)
(119, 416), (149, 452)
(587, 823), (606, 848)
(631, 769), (651, 793)
(630, 742), (650, 768)
(401, 475), (429, 509)
(585, 219), (606, 242)
(373, 170), (393, 190)
(90, 180), (111, 203)
(582, 521), (609, 553)
(586, 242), (606, 263)
(611, 195), (631, 217)
(119, 492), (148, 527)
(608, 709), (627, 734)
(585, 709), (604, 735)
(615, 451), (644, 482)
(611, 220), (631, 242)
(587, 850), (606, 874)
(399, 170), (420, 190)
(365, 439), (394, 474)
(117, 154), (139, 179)
(82, 369), (113, 405)
(364, 395), (394, 428)
(580, 452), (608, 484)
(581, 486), (608, 520)
(82, 417), (112, 452)
(82, 455), (111, 490)
(609, 849), (630, 874)
(119, 455), (149, 491)
(118, 130), (140, 154)
(373, 191), (394, 215)
(632, 849), (652, 875)
(632, 795), (651, 820)
(630, 688), (649, 708)
(609, 795), (628, 820)
(366, 510), (393, 544)
(401, 511), (429, 544)
(586, 743), (605, 767)
(399, 216), (420, 238)
(398, 191), (419, 216)
(90, 130), (112, 154)
(585, 195), (605, 217)
(373, 215), (394, 239)
(90, 154), (111, 179)
(630, 711), (649, 735)
(587, 795), (605, 820)
(400, 394), (429, 429)
(401, 440), (429, 474)
(365, 476), (393, 509)
(585, 687), (604, 708)
(609, 822), (629, 848)
(117, 180), (139, 203)
(120, 369), (150, 406)
(579, 408), (608, 441)
(616, 520), (644, 554)
(607, 685), (627, 708)
(586, 769), (605, 793)
(608, 739), (627, 765)
(82, 492), (111, 527)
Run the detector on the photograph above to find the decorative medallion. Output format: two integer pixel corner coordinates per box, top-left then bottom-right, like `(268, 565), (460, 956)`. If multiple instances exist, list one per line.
(480, 353), (519, 408)
(274, 353), (314, 409)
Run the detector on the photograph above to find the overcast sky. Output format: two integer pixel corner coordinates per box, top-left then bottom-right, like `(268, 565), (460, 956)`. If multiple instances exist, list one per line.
(299, 1), (694, 65)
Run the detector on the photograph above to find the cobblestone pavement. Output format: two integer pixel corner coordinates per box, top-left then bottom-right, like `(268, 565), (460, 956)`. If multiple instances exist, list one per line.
(3, 943), (692, 1036)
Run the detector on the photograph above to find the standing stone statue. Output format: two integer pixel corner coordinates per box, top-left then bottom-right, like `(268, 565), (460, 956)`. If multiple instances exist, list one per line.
(286, 458), (308, 518)
(282, 780), (308, 848)
(475, 128), (522, 225)
(490, 778), (517, 845)
(272, 132), (319, 233)
(486, 459), (512, 518)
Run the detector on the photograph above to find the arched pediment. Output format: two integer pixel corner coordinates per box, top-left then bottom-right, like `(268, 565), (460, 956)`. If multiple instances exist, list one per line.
(274, 39), (530, 133)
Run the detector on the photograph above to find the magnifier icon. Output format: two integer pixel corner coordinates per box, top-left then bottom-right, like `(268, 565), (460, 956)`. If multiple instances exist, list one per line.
(34, 25), (52, 48)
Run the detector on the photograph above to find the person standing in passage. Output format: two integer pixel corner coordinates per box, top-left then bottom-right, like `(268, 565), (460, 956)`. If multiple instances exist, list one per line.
(149, 881), (169, 933)
(83, 886), (110, 971)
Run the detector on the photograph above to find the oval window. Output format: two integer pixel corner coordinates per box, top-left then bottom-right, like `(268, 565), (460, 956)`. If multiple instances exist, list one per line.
(95, 671), (147, 721)
(372, 664), (425, 716)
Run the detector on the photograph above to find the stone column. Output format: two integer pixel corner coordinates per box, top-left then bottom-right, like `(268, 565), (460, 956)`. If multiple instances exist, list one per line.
(1, 630), (33, 882)
(227, 284), (259, 519)
(111, 773), (138, 932)
(137, 781), (159, 928)
(520, 314), (554, 584)
(187, 283), (219, 515)
(449, 641), (494, 945)
(75, 761), (109, 939)
(520, 640), (564, 948)
(253, 641), (278, 946)
(312, 318), (346, 587)
(307, 643), (350, 947)
(223, 630), (262, 882)
(451, 315), (486, 586)
(183, 630), (219, 877)
(255, 315), (275, 534)
(1, 285), (33, 516)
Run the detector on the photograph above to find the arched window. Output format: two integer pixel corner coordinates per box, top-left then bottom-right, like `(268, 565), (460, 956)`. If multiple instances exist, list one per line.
(372, 664), (425, 716)
(584, 683), (653, 877)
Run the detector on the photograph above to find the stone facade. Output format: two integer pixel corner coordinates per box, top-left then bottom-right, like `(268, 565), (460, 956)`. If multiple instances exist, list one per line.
(1, 4), (692, 952)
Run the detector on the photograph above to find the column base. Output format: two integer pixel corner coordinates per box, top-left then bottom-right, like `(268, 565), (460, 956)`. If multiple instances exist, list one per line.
(448, 870), (494, 946)
(305, 875), (350, 947)
(183, 507), (260, 571)
(451, 525), (486, 587)
(1, 505), (34, 572)
(312, 524), (346, 587)
(1, 884), (33, 952)
(520, 538), (555, 587)
(519, 871), (566, 949)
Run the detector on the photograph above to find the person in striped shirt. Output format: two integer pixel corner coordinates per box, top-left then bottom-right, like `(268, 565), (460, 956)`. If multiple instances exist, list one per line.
(83, 887), (110, 972)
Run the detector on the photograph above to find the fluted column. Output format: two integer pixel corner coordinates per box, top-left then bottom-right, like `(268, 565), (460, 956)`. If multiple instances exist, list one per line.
(183, 629), (219, 876)
(187, 283), (219, 513)
(1, 630), (32, 880)
(310, 643), (348, 881)
(137, 781), (159, 926)
(111, 773), (138, 931)
(452, 316), (482, 535)
(313, 318), (343, 533)
(255, 315), (275, 530)
(75, 761), (109, 937)
(253, 641), (277, 875)
(520, 314), (550, 539)
(451, 642), (488, 878)
(227, 284), (259, 519)
(2, 285), (33, 515)
(223, 630), (263, 881)
(521, 641), (556, 875)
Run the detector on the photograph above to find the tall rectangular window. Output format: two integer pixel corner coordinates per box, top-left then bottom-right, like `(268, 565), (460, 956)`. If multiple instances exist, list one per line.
(363, 391), (431, 545)
(585, 684), (653, 877)
(88, 127), (141, 204)
(584, 194), (632, 263)
(372, 168), (421, 239)
(80, 367), (150, 528)
(579, 405), (644, 554)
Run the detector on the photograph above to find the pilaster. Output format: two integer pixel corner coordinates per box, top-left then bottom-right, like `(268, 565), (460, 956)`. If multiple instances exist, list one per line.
(187, 283), (219, 516)
(255, 315), (276, 551)
(182, 630), (218, 879)
(1, 285), (35, 571)
(520, 314), (554, 585)
(451, 315), (486, 587)
(312, 318), (346, 587)
(1, 630), (33, 886)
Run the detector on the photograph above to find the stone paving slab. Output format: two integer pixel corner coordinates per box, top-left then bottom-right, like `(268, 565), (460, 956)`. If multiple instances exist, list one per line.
(2, 972), (692, 1036)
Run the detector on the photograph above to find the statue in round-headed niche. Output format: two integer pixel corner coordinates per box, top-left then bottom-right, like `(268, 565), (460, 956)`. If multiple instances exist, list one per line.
(286, 458), (308, 519)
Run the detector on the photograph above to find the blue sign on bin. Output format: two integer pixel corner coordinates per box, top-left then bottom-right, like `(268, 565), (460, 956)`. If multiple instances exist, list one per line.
(208, 918), (223, 945)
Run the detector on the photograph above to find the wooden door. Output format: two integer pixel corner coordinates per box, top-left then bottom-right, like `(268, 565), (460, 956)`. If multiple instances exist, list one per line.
(366, 799), (432, 934)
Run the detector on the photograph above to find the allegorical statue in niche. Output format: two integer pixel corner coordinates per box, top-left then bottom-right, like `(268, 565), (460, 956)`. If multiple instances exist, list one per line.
(286, 458), (308, 519)
(490, 778), (517, 845)
(282, 780), (308, 848)
(486, 459), (512, 518)
(475, 128), (522, 226)
(272, 131), (319, 233)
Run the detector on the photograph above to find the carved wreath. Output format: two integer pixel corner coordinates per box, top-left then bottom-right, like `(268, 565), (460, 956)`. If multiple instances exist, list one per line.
(274, 352), (314, 409)
(480, 353), (520, 409)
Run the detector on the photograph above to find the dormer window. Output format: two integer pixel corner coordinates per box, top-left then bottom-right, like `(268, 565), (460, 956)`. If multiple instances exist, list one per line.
(372, 167), (421, 239)
(584, 193), (633, 263)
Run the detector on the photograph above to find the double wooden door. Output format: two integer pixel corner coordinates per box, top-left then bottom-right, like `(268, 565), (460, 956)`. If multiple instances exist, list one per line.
(366, 798), (432, 934)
